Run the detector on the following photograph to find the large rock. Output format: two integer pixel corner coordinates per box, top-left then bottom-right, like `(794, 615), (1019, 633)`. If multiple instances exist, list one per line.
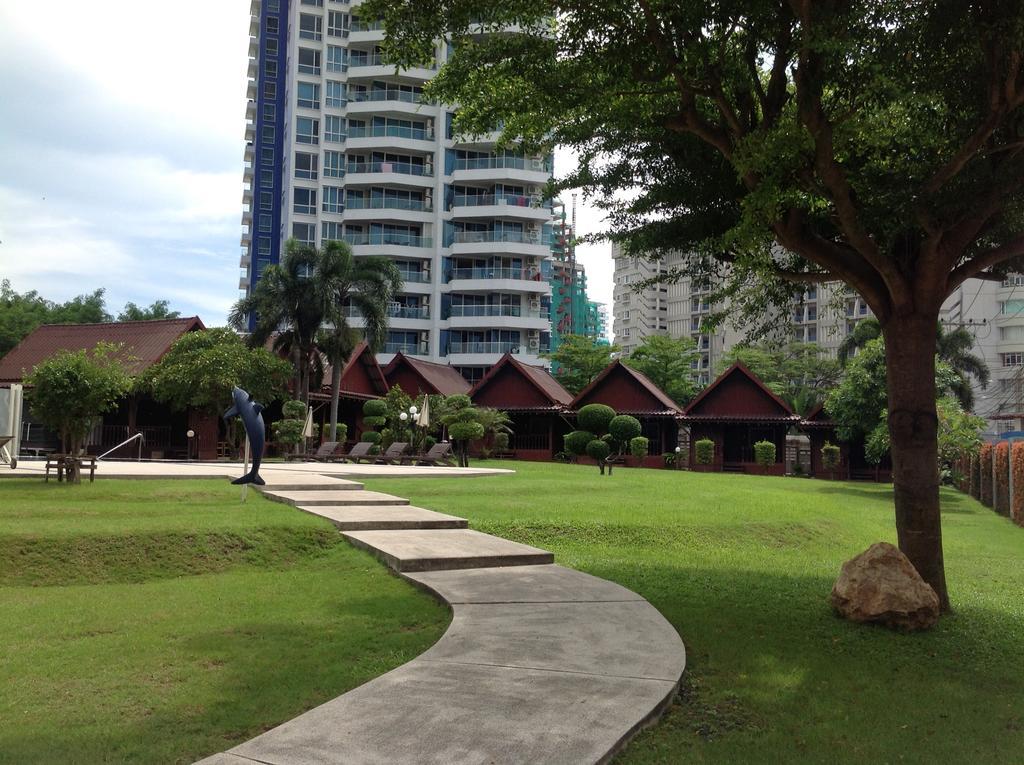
(830, 542), (940, 631)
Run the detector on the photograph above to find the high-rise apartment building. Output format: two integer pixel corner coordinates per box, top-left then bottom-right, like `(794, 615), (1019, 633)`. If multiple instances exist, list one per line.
(548, 200), (606, 352)
(241, 0), (556, 383)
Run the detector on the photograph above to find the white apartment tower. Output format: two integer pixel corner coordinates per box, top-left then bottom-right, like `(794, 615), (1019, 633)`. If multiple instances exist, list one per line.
(241, 0), (556, 383)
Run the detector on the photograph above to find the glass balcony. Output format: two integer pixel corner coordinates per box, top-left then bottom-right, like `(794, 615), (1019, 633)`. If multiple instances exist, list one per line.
(384, 341), (427, 355)
(342, 231), (433, 247)
(447, 267), (527, 281)
(349, 88), (426, 104)
(451, 230), (542, 245)
(346, 160), (433, 177)
(348, 124), (431, 140)
(397, 271), (431, 283)
(451, 193), (544, 208)
(349, 54), (437, 70)
(350, 19), (385, 32)
(449, 341), (520, 355)
(448, 305), (548, 319)
(452, 156), (551, 172)
(344, 305), (429, 319)
(345, 196), (431, 212)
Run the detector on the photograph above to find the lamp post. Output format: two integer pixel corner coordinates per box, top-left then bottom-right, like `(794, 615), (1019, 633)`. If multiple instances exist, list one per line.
(186, 429), (196, 462)
(674, 445), (681, 471)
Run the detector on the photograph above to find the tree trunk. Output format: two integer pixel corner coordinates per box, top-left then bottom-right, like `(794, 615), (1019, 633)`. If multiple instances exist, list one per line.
(329, 362), (343, 442)
(884, 312), (949, 611)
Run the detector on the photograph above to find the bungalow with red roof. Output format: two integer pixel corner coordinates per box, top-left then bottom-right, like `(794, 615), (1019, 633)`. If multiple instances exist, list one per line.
(0, 318), (208, 458)
(681, 362), (800, 474)
(383, 352), (471, 397)
(468, 353), (573, 460)
(799, 402), (892, 481)
(569, 360), (684, 467)
(313, 340), (390, 441)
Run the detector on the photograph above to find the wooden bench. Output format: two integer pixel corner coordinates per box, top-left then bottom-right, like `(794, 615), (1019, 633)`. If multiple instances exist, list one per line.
(45, 454), (97, 483)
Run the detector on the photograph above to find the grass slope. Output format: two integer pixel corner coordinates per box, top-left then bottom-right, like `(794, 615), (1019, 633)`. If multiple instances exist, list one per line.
(364, 461), (1024, 765)
(0, 479), (448, 764)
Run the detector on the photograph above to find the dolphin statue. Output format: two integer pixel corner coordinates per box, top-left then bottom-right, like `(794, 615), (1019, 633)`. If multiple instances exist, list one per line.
(223, 386), (266, 486)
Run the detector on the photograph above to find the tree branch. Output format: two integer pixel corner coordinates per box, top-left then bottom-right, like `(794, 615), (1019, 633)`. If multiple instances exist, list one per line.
(948, 233), (1024, 291)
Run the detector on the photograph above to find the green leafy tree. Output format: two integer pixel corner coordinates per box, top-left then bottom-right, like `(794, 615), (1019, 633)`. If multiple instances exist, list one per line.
(440, 394), (483, 467)
(0, 280), (111, 358)
(117, 300), (181, 322)
(24, 343), (130, 482)
(144, 327), (292, 414)
(542, 335), (617, 395)
(624, 335), (699, 406)
(720, 342), (841, 415)
(361, 0), (1024, 607)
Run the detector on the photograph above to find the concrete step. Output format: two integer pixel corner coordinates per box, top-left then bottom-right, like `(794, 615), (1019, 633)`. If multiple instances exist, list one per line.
(342, 529), (554, 572)
(262, 489), (409, 507)
(256, 474), (365, 492)
(296, 504), (468, 530)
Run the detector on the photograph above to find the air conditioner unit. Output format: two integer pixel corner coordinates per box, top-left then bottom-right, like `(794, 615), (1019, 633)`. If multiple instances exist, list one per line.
(529, 299), (540, 310)
(528, 329), (540, 339)
(528, 339), (540, 350)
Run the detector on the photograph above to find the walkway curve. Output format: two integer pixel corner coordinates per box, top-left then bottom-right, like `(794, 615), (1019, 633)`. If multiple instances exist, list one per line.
(196, 472), (686, 765)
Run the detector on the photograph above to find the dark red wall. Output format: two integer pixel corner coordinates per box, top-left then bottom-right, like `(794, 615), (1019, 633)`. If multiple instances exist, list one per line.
(473, 364), (553, 408)
(688, 373), (789, 418)
(575, 366), (666, 412)
(386, 365), (434, 397)
(340, 352), (383, 397)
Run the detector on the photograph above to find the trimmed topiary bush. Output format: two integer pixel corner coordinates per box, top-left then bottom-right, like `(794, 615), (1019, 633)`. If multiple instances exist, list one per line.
(449, 421), (485, 443)
(754, 440), (776, 468)
(822, 442), (841, 473)
(282, 400), (307, 420)
(609, 415), (642, 444)
(322, 422), (347, 442)
(494, 432), (509, 451)
(629, 436), (649, 461)
(577, 404), (616, 434)
(360, 430), (382, 444)
(564, 430), (596, 457)
(272, 418), (305, 446)
(363, 399), (387, 417)
(980, 443), (993, 507)
(695, 438), (714, 465)
(362, 415), (387, 429)
(586, 438), (612, 475)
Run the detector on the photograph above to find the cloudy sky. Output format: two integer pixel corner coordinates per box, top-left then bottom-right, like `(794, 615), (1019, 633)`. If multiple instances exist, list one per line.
(0, 1), (614, 325)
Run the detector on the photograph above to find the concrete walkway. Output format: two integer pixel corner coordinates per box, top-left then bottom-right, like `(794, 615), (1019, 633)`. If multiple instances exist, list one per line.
(196, 474), (686, 765)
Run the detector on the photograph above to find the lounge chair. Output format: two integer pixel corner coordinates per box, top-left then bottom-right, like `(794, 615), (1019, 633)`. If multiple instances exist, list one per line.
(337, 441), (375, 463)
(376, 442), (410, 465)
(401, 442), (456, 467)
(286, 441), (341, 462)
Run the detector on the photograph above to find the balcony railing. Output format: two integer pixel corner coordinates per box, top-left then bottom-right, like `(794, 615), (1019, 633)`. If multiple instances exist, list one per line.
(397, 271), (431, 283)
(350, 19), (385, 32)
(385, 341), (428, 355)
(346, 160), (433, 177)
(451, 193), (544, 208)
(452, 156), (551, 172)
(448, 305), (548, 319)
(448, 341), (520, 355)
(349, 54), (438, 70)
(345, 305), (429, 319)
(451, 230), (542, 246)
(349, 88), (426, 104)
(347, 124), (432, 140)
(342, 231), (433, 247)
(447, 267), (537, 281)
(345, 196), (432, 212)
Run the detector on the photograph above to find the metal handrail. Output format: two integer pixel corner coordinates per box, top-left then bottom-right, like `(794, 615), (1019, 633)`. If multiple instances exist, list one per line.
(97, 432), (144, 461)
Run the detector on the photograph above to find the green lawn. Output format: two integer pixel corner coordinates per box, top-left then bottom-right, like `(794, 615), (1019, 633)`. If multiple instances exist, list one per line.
(0, 479), (449, 764)
(363, 461), (1024, 764)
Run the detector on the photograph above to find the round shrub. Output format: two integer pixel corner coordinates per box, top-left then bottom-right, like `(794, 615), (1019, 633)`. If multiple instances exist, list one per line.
(444, 393), (473, 411)
(322, 422), (348, 442)
(609, 415), (642, 443)
(449, 421), (485, 442)
(424, 435), (437, 450)
(577, 404), (616, 434)
(695, 438), (715, 465)
(821, 442), (841, 470)
(359, 430), (382, 444)
(564, 430), (596, 456)
(754, 440), (776, 466)
(363, 399), (387, 417)
(362, 415), (387, 429)
(586, 439), (611, 461)
(272, 418), (305, 445)
(494, 432), (509, 450)
(282, 400), (307, 420)
(629, 436), (649, 460)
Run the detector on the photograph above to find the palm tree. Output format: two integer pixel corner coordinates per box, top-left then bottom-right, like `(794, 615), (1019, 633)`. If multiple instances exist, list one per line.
(318, 239), (402, 441)
(229, 239), (341, 406)
(837, 317), (988, 409)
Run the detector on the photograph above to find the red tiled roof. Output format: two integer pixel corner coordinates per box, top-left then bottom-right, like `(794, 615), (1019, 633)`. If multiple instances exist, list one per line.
(383, 352), (471, 396)
(682, 362), (794, 419)
(569, 360), (683, 414)
(0, 317), (205, 383)
(469, 353), (574, 407)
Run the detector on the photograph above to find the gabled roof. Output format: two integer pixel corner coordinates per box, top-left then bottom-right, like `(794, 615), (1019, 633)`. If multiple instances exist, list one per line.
(800, 401), (835, 429)
(570, 360), (682, 415)
(469, 353), (573, 410)
(683, 362), (797, 422)
(0, 317), (205, 383)
(324, 340), (388, 399)
(383, 352), (470, 396)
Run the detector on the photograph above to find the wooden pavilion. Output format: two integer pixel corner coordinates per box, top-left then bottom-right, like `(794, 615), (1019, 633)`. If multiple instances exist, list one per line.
(312, 341), (389, 441)
(469, 353), (573, 460)
(681, 362), (800, 474)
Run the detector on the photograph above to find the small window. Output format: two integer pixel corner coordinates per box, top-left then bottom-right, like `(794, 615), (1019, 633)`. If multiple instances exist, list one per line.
(294, 152), (318, 180)
(265, 38), (279, 57)
(299, 13), (323, 41)
(296, 117), (319, 144)
(261, 125), (275, 144)
(297, 82), (320, 109)
(260, 169), (273, 186)
(293, 187), (318, 215)
(322, 186), (344, 214)
(264, 60), (277, 78)
(327, 45), (346, 72)
(323, 221), (344, 241)
(262, 103), (276, 121)
(259, 191), (273, 210)
(259, 213), (272, 232)
(325, 81), (346, 108)
(260, 147), (274, 165)
(292, 222), (316, 245)
(267, 0), (280, 11)
(324, 114), (345, 143)
(266, 17), (279, 35)
(258, 237), (271, 256)
(323, 150), (345, 178)
(263, 82), (276, 99)
(297, 48), (321, 75)
(327, 11), (348, 37)
(300, 0), (323, 5)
